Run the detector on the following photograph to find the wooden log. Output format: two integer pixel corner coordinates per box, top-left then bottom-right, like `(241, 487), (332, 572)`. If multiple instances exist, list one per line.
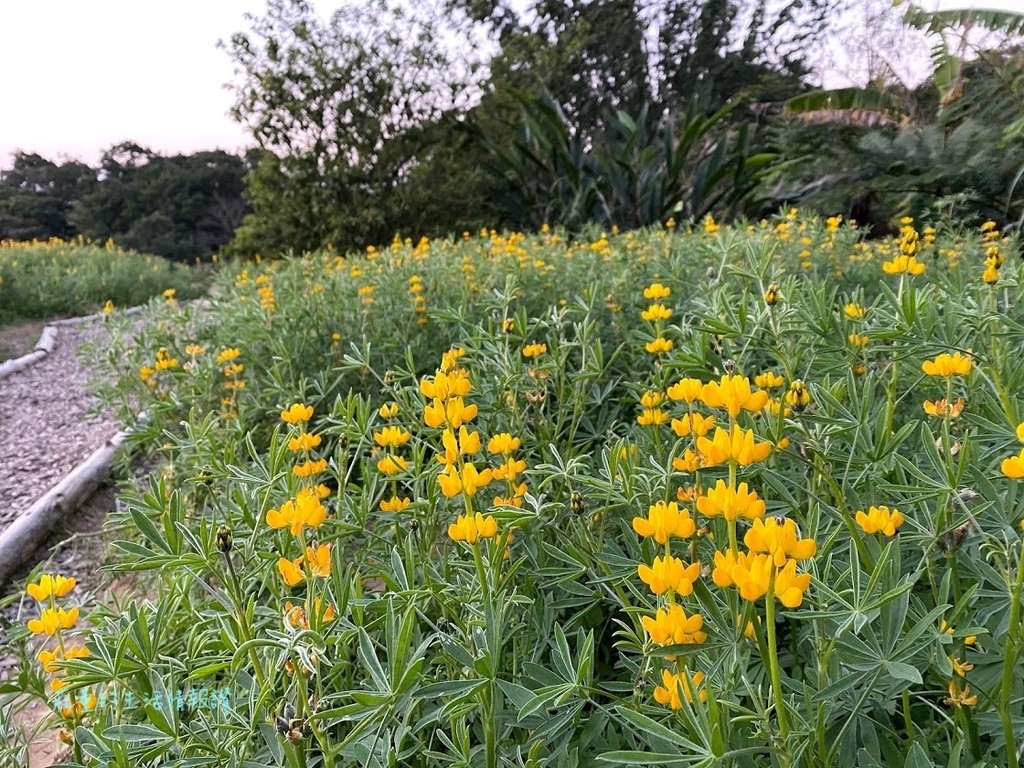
(34, 326), (57, 353)
(0, 349), (48, 380)
(0, 430), (127, 588)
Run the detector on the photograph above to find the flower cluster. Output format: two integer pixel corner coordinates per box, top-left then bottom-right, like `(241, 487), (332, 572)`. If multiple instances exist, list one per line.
(883, 220), (926, 275)
(641, 282), (673, 355)
(855, 505), (905, 536)
(980, 221), (1003, 285)
(217, 348), (245, 420)
(25, 574), (94, 721)
(269, 404), (332, 586)
(421, 349), (501, 544)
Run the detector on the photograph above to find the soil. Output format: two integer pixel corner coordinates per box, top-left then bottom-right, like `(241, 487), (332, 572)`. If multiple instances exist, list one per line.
(0, 320), (47, 363)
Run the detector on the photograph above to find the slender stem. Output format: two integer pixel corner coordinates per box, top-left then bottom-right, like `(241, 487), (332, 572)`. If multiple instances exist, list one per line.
(765, 575), (791, 764)
(902, 688), (915, 744)
(999, 543), (1024, 768)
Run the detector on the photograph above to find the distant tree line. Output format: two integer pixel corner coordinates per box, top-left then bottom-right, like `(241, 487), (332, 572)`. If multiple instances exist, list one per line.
(0, 144), (250, 262)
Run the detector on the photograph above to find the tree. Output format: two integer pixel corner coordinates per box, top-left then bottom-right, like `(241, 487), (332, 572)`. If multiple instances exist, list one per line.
(0, 153), (94, 241)
(223, 0), (483, 256)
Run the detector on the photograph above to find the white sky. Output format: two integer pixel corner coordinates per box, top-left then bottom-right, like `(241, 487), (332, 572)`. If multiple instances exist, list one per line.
(0, 0), (1021, 167)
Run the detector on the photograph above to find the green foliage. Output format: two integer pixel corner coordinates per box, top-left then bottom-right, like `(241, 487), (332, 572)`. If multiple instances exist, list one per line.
(0, 153), (94, 241)
(482, 92), (773, 231)
(0, 239), (208, 323)
(14, 214), (1024, 766)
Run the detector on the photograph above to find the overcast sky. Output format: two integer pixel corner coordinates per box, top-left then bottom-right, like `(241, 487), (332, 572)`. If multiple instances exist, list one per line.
(0, 0), (1020, 167)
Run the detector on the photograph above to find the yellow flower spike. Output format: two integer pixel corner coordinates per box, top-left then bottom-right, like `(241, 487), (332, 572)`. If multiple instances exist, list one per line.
(266, 489), (327, 535)
(277, 557), (304, 587)
(293, 458), (328, 478)
(380, 496), (411, 513)
(730, 552), (773, 602)
(304, 544), (332, 578)
(637, 408), (670, 426)
(773, 558), (812, 608)
(670, 412), (716, 438)
(492, 456), (527, 481)
(281, 403), (314, 424)
(637, 555), (700, 596)
(644, 283), (671, 300)
(700, 374), (769, 417)
(641, 604), (707, 645)
(522, 342), (547, 358)
(645, 337), (674, 355)
(854, 505), (905, 536)
(287, 432), (323, 452)
(373, 426), (411, 449)
(27, 606), (79, 635)
(882, 254), (926, 275)
(1001, 449), (1024, 479)
(922, 352), (972, 377)
(26, 574), (77, 602)
(654, 669), (706, 709)
(696, 425), (773, 467)
(378, 402), (399, 419)
(744, 517), (817, 566)
(923, 398), (964, 418)
(641, 304), (672, 321)
(448, 512), (499, 543)
(487, 433), (521, 455)
(667, 377), (705, 403)
(696, 480), (766, 521)
(844, 303), (866, 320)
(376, 454), (409, 476)
(632, 501), (696, 543)
(754, 371), (784, 390)
(672, 448), (704, 473)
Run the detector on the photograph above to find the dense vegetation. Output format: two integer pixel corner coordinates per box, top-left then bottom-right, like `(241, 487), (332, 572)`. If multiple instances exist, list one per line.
(6, 213), (1024, 766)
(0, 238), (209, 324)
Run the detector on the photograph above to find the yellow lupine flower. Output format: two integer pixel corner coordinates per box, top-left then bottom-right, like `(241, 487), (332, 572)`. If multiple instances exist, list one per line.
(304, 544), (332, 578)
(637, 555), (700, 596)
(854, 505), (904, 536)
(217, 348), (241, 364)
(288, 432), (322, 452)
(27, 607), (79, 636)
(667, 377), (704, 403)
(654, 669), (706, 709)
(277, 557), (304, 587)
(1016, 422), (1024, 442)
(754, 371), (784, 390)
(448, 512), (499, 543)
(378, 402), (399, 419)
(644, 283), (671, 300)
(670, 412), (716, 438)
(420, 370), (471, 400)
(373, 426), (411, 448)
(642, 604), (707, 645)
(882, 254), (926, 275)
(487, 433), (521, 455)
(281, 403), (313, 424)
(785, 380), (810, 411)
(266, 489), (327, 535)
(492, 456), (527, 481)
(377, 454), (409, 476)
(700, 374), (769, 417)
(632, 501), (696, 543)
(696, 480), (766, 521)
(645, 337), (674, 354)
(293, 458), (328, 478)
(695, 425), (773, 467)
(637, 408), (670, 426)
(743, 517), (817, 566)
(26, 574), (77, 602)
(641, 304), (672, 321)
(923, 398), (964, 418)
(380, 496), (411, 513)
(844, 303), (866, 320)
(522, 342), (547, 358)
(423, 397), (478, 429)
(438, 462), (493, 498)
(922, 352), (972, 377)
(1001, 449), (1024, 479)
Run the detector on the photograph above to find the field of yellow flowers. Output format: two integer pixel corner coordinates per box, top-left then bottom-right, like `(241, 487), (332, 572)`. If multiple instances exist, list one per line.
(0, 238), (207, 324)
(6, 212), (1024, 767)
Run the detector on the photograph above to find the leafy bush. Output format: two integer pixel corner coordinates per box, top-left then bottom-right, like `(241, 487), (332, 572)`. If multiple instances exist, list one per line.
(7, 213), (1024, 767)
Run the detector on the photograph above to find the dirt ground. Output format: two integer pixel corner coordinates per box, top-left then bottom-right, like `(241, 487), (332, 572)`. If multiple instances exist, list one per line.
(0, 320), (47, 363)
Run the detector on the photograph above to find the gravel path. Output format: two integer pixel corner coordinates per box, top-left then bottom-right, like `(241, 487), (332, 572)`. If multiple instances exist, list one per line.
(0, 324), (118, 530)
